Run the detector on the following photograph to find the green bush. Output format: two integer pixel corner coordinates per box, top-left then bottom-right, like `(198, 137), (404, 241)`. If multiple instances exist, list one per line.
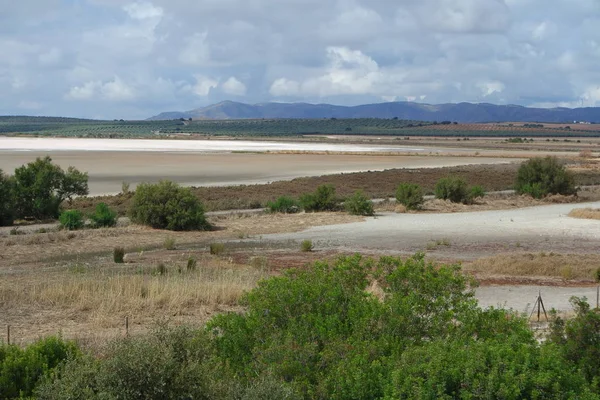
(164, 236), (176, 250)
(395, 183), (424, 210)
(344, 190), (374, 216)
(0, 336), (79, 399)
(266, 196), (300, 214)
(300, 184), (339, 212)
(515, 156), (577, 199)
(113, 247), (125, 263)
(300, 239), (314, 252)
(129, 180), (210, 231)
(187, 256), (197, 271)
(89, 202), (117, 228)
(210, 243), (225, 255)
(59, 210), (84, 231)
(0, 170), (15, 226)
(469, 185), (486, 201)
(435, 176), (469, 203)
(13, 156), (88, 220)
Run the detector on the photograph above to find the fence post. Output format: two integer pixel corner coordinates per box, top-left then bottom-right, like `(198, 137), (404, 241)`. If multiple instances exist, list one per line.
(7, 325), (10, 345)
(126, 316), (129, 337)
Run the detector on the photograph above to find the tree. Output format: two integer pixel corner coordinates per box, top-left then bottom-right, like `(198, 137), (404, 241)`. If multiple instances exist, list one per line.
(0, 169), (15, 226)
(300, 184), (338, 212)
(396, 183), (424, 210)
(435, 176), (468, 203)
(129, 180), (210, 231)
(515, 156), (576, 199)
(13, 157), (89, 220)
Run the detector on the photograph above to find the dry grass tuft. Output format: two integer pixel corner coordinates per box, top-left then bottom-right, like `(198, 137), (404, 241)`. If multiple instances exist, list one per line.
(464, 253), (600, 281)
(568, 208), (600, 220)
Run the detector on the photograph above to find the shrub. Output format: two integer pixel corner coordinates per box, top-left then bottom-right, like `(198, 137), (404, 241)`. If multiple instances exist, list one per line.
(210, 243), (225, 255)
(113, 247), (125, 263)
(435, 176), (468, 203)
(300, 239), (314, 252)
(469, 185), (486, 200)
(267, 196), (300, 213)
(187, 256), (197, 271)
(300, 184), (338, 212)
(59, 210), (84, 231)
(89, 202), (117, 228)
(164, 236), (176, 250)
(0, 336), (79, 398)
(515, 157), (577, 199)
(129, 180), (210, 231)
(344, 190), (374, 216)
(0, 170), (15, 226)
(395, 183), (424, 210)
(13, 156), (88, 220)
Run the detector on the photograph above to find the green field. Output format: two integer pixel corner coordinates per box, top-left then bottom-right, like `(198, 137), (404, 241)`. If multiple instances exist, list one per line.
(1, 116), (598, 138)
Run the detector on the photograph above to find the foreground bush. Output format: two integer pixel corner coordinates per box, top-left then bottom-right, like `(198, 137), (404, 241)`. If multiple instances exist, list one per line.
(0, 170), (15, 226)
(266, 196), (300, 214)
(59, 210), (84, 231)
(435, 176), (469, 203)
(469, 184), (486, 200)
(395, 183), (424, 210)
(516, 156), (577, 199)
(89, 202), (117, 228)
(129, 180), (210, 231)
(0, 336), (79, 399)
(344, 190), (374, 216)
(300, 184), (339, 212)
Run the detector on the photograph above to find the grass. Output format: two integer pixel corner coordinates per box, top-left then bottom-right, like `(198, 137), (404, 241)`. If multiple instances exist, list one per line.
(568, 208), (600, 220)
(464, 253), (600, 281)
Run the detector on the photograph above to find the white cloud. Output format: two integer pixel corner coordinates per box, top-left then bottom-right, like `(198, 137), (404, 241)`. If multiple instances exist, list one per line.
(192, 75), (218, 96)
(269, 78), (300, 96)
(67, 81), (100, 100)
(66, 77), (135, 101)
(123, 2), (163, 20)
(477, 81), (505, 97)
(179, 32), (212, 66)
(222, 77), (247, 96)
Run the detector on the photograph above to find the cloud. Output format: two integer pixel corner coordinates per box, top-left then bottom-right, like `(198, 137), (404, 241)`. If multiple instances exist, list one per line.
(123, 1), (163, 20)
(222, 77), (247, 96)
(191, 75), (218, 97)
(66, 77), (135, 101)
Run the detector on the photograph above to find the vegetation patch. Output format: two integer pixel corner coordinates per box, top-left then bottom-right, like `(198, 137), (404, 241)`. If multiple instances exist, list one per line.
(569, 208), (600, 220)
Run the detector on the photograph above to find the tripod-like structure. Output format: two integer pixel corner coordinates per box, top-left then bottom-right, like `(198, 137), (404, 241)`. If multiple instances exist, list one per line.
(529, 291), (548, 322)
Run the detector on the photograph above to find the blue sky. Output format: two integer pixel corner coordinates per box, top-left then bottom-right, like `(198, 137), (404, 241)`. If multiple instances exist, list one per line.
(1, 0), (600, 119)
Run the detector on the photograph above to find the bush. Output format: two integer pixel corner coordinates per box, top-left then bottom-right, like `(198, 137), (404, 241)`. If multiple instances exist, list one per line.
(435, 176), (468, 203)
(187, 256), (197, 271)
(0, 336), (79, 398)
(266, 196), (300, 214)
(13, 156), (88, 220)
(515, 156), (577, 199)
(59, 210), (84, 231)
(469, 185), (486, 200)
(129, 180), (210, 231)
(300, 184), (339, 212)
(164, 236), (176, 250)
(344, 190), (374, 216)
(0, 170), (15, 226)
(113, 247), (125, 263)
(210, 243), (225, 255)
(89, 202), (117, 228)
(395, 183), (424, 210)
(301, 239), (314, 252)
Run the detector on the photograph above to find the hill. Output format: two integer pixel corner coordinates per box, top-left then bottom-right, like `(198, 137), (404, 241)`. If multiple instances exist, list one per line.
(148, 100), (600, 123)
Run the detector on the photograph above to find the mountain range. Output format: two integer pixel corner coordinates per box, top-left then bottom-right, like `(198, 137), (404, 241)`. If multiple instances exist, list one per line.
(148, 101), (600, 124)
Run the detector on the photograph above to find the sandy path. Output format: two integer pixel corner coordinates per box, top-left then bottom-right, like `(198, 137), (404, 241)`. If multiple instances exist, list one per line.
(266, 201), (600, 255)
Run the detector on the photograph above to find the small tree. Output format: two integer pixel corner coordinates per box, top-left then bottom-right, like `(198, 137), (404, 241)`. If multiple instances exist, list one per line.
(59, 210), (84, 230)
(435, 176), (468, 203)
(266, 196), (300, 214)
(129, 180), (210, 231)
(300, 184), (338, 212)
(515, 157), (576, 199)
(0, 169), (15, 226)
(13, 156), (88, 220)
(344, 190), (374, 216)
(396, 183), (424, 210)
(89, 202), (118, 228)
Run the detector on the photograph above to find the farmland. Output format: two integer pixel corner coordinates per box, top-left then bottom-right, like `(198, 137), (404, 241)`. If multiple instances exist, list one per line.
(2, 116), (600, 138)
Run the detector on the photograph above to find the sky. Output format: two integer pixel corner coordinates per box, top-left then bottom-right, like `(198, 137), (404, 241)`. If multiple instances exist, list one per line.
(1, 0), (600, 119)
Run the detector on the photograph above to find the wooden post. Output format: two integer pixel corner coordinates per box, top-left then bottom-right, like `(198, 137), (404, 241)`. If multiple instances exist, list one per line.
(596, 285), (599, 309)
(7, 325), (10, 345)
(529, 291), (548, 322)
(125, 316), (129, 337)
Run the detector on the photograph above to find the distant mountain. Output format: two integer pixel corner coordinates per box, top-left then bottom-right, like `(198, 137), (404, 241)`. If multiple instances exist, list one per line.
(148, 100), (600, 124)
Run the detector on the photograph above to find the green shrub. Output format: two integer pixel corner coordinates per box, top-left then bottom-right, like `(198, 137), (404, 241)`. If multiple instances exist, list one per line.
(344, 190), (374, 216)
(469, 185), (486, 201)
(129, 180), (210, 231)
(164, 236), (176, 250)
(0, 336), (79, 399)
(266, 196), (300, 214)
(435, 176), (468, 203)
(515, 156), (577, 199)
(113, 247), (125, 263)
(187, 256), (197, 271)
(0, 170), (15, 226)
(210, 243), (225, 255)
(59, 210), (84, 231)
(300, 184), (339, 212)
(89, 202), (117, 228)
(395, 183), (424, 210)
(300, 239), (314, 252)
